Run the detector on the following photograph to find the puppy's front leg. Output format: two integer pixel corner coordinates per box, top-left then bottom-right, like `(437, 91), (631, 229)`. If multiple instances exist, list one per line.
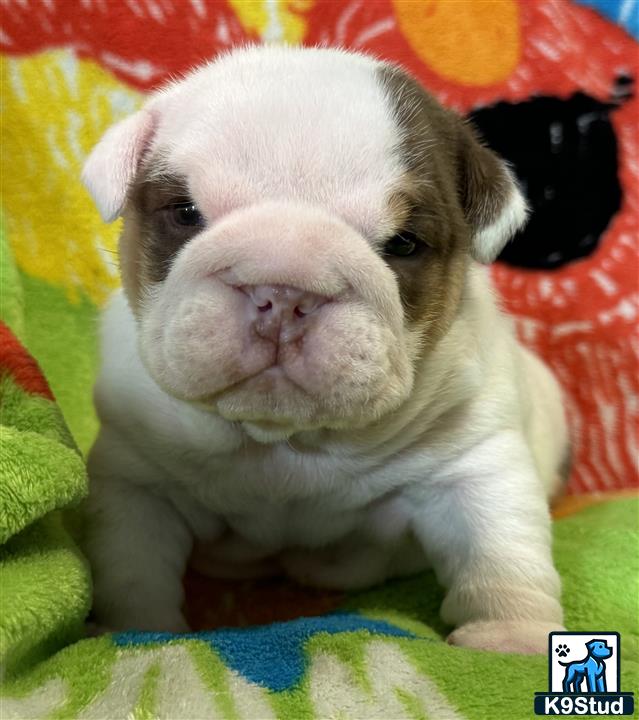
(411, 432), (564, 654)
(84, 472), (193, 633)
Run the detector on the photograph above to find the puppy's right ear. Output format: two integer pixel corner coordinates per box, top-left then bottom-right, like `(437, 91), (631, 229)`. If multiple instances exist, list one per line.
(82, 110), (156, 222)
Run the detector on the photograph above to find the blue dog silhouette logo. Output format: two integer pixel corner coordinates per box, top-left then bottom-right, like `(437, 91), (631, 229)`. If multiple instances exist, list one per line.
(559, 639), (612, 693)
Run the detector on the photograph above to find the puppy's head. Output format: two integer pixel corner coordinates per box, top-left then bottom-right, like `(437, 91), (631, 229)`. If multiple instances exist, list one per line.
(83, 46), (526, 442)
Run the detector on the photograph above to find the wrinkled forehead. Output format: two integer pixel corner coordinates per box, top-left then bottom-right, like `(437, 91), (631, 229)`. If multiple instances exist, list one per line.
(148, 50), (406, 239)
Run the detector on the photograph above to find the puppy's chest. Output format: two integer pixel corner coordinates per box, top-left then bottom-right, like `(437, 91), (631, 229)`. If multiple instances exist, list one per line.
(162, 446), (402, 549)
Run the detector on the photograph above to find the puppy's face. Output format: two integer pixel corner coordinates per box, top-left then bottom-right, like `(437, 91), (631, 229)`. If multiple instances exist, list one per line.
(83, 47), (526, 442)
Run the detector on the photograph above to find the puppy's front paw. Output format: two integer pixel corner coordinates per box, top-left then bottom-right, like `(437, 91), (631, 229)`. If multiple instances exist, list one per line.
(447, 620), (565, 654)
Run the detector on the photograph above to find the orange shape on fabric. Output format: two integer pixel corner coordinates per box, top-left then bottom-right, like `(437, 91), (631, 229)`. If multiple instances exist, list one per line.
(392, 0), (521, 87)
(0, 322), (54, 400)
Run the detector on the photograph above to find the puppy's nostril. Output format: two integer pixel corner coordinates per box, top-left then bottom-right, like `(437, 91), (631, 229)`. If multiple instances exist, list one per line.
(243, 284), (327, 325)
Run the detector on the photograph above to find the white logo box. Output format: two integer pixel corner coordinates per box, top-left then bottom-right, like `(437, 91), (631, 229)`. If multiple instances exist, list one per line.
(549, 632), (619, 693)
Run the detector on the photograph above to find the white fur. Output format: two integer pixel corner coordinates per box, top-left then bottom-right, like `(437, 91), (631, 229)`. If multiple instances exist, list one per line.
(83, 47), (567, 653)
(148, 46), (404, 241)
(472, 176), (529, 263)
(82, 110), (155, 222)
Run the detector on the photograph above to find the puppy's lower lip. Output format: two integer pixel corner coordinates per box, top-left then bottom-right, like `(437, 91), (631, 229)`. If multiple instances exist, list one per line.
(244, 418), (293, 429)
(260, 365), (311, 395)
(194, 364), (311, 407)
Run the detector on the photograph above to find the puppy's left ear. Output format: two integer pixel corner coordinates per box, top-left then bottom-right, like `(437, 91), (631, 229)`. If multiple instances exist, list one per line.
(458, 123), (528, 264)
(82, 109), (157, 223)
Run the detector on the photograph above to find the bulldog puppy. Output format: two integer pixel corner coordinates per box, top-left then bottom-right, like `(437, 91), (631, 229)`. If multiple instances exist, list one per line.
(81, 46), (568, 653)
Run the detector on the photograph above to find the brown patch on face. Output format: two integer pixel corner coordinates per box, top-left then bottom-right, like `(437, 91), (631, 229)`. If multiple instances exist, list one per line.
(377, 65), (470, 342)
(120, 160), (203, 310)
(378, 63), (517, 342)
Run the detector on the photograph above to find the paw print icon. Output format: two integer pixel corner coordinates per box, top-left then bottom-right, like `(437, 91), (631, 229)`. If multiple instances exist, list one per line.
(555, 644), (570, 658)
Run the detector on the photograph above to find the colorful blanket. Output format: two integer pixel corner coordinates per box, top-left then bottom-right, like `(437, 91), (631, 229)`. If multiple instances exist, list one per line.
(1, 1), (638, 718)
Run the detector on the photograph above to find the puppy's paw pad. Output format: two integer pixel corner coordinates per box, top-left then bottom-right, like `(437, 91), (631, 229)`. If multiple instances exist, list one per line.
(555, 643), (570, 657)
(447, 620), (565, 654)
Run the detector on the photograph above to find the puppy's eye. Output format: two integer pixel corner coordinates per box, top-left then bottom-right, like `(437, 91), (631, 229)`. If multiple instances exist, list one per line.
(167, 202), (204, 227)
(384, 232), (419, 257)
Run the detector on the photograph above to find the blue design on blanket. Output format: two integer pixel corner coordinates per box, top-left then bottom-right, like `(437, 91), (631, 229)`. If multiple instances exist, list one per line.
(113, 612), (416, 691)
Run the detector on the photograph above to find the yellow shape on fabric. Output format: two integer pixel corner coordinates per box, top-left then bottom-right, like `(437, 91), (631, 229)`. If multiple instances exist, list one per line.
(392, 0), (521, 86)
(228, 0), (268, 35)
(1, 51), (142, 305)
(229, 0), (312, 43)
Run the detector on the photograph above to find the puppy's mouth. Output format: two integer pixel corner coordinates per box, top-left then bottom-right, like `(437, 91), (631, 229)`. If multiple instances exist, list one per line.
(199, 364), (311, 405)
(192, 364), (320, 436)
(220, 381), (307, 443)
(243, 364), (311, 394)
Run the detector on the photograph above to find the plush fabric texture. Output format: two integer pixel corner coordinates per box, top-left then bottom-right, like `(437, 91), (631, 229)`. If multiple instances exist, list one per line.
(0, 319), (89, 678)
(0, 1), (637, 718)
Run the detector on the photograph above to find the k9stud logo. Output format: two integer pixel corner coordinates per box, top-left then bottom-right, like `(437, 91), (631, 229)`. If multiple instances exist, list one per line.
(534, 632), (634, 715)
